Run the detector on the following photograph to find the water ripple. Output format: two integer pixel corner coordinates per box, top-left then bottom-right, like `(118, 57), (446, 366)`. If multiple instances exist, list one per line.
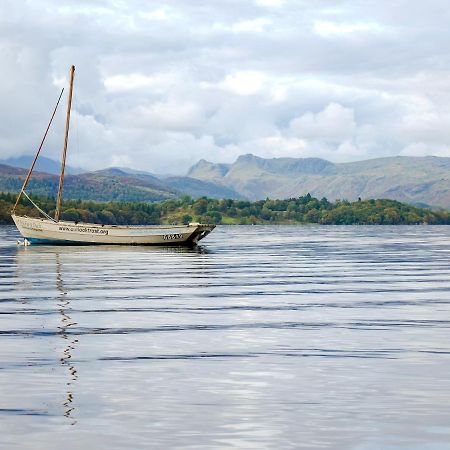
(1, 225), (450, 449)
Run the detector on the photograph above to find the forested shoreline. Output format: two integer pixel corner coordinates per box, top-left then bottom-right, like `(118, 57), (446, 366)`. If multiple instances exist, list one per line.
(1, 192), (449, 225)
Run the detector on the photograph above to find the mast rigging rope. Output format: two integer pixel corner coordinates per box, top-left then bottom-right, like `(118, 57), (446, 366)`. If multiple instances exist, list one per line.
(22, 191), (57, 222)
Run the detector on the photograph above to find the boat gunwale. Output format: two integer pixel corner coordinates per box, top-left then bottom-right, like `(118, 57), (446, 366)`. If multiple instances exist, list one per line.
(11, 214), (215, 230)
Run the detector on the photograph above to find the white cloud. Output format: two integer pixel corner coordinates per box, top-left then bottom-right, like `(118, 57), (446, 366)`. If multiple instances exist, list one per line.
(0, 0), (450, 174)
(104, 73), (158, 92)
(289, 103), (356, 142)
(232, 18), (272, 33)
(125, 100), (204, 132)
(233, 134), (308, 159)
(220, 71), (268, 96)
(335, 140), (362, 158)
(255, 0), (286, 8)
(138, 7), (178, 22)
(313, 21), (385, 37)
(400, 142), (433, 157)
(104, 72), (181, 93)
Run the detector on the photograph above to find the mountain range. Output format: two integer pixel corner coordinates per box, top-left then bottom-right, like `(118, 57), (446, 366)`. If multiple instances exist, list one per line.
(0, 164), (242, 202)
(0, 154), (449, 208)
(188, 154), (450, 209)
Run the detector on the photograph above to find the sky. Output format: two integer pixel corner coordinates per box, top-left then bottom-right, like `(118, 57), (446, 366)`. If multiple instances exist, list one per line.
(0, 0), (450, 174)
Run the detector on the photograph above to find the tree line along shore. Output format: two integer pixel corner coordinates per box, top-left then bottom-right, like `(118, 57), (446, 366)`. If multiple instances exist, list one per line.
(1, 192), (449, 226)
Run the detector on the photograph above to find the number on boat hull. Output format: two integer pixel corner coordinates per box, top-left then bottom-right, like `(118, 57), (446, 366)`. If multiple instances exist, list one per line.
(163, 233), (183, 240)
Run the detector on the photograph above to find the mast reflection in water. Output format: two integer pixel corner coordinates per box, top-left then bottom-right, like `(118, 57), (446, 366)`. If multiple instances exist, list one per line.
(55, 253), (78, 424)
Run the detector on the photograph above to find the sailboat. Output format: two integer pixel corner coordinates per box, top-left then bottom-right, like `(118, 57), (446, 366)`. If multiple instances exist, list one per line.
(11, 66), (215, 245)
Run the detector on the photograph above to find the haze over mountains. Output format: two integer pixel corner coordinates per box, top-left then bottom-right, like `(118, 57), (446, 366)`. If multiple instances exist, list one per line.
(0, 154), (449, 208)
(0, 155), (83, 175)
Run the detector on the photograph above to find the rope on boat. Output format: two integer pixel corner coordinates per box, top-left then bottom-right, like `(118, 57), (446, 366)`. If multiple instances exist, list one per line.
(22, 191), (57, 222)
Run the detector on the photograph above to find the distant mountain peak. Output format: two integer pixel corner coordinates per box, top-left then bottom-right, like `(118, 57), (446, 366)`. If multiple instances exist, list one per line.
(93, 167), (129, 177)
(187, 159), (231, 179)
(236, 153), (260, 162)
(0, 155), (83, 175)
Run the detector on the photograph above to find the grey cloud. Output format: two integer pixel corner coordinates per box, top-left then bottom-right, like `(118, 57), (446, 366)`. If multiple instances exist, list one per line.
(0, 0), (449, 174)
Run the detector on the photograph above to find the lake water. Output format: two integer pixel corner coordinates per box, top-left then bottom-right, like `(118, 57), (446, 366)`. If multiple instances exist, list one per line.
(0, 225), (449, 449)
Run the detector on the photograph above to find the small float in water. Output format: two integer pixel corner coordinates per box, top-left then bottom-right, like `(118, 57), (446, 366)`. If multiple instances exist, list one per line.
(11, 66), (215, 245)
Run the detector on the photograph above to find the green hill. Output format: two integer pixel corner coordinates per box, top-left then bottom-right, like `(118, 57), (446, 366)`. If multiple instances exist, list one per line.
(0, 164), (242, 202)
(1, 192), (448, 226)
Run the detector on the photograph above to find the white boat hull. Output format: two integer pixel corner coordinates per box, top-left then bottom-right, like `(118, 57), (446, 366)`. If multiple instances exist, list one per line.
(12, 215), (215, 245)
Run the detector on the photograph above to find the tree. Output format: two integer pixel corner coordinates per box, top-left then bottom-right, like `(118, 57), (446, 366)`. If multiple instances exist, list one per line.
(304, 209), (320, 223)
(193, 198), (208, 215)
(182, 214), (193, 225)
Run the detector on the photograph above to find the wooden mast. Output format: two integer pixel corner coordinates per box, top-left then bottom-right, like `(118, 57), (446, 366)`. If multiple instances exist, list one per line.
(55, 65), (75, 222)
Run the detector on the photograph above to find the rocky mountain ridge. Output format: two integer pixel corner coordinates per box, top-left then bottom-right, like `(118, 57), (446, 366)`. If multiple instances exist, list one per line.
(188, 154), (450, 208)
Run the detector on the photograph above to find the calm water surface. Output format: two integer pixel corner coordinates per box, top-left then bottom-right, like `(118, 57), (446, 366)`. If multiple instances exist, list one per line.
(0, 225), (449, 449)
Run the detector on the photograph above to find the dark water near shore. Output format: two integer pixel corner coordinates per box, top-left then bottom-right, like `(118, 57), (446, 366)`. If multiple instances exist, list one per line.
(0, 225), (450, 449)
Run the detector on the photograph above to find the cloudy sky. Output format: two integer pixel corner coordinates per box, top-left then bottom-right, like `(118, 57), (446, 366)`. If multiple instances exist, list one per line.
(0, 0), (449, 174)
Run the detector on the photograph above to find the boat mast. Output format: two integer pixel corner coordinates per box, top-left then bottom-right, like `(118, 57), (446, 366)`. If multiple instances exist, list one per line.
(11, 88), (64, 214)
(55, 65), (75, 222)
